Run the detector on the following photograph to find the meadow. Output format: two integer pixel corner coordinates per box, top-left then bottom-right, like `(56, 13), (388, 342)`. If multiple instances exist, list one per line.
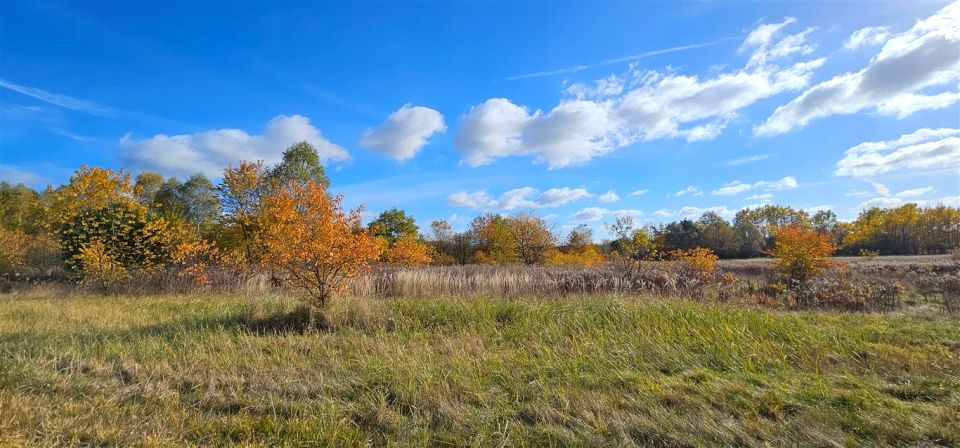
(2, 276), (959, 447)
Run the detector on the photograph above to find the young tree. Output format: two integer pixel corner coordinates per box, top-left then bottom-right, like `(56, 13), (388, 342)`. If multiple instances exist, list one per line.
(260, 181), (381, 319)
(506, 213), (554, 265)
(769, 223), (836, 285)
(217, 161), (269, 265)
(178, 174), (220, 229)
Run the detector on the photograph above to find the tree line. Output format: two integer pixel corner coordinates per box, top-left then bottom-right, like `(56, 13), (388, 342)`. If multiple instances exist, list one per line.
(1, 140), (958, 283)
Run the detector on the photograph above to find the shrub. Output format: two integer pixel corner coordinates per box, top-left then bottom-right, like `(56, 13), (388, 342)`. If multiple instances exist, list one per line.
(59, 202), (170, 279)
(545, 246), (605, 266)
(77, 240), (129, 289)
(768, 223), (836, 285)
(669, 247), (719, 277)
(383, 236), (434, 266)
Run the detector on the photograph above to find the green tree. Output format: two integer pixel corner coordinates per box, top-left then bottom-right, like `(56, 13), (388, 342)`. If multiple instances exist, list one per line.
(269, 141), (330, 189)
(368, 208), (419, 244)
(697, 212), (740, 258)
(0, 182), (46, 234)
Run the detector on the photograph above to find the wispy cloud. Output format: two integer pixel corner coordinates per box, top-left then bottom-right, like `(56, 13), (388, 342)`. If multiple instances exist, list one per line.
(724, 154), (771, 166)
(502, 36), (738, 81)
(0, 79), (113, 116)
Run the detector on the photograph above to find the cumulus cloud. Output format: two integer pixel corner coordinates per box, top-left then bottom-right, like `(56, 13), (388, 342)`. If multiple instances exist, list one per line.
(359, 104), (446, 161)
(599, 190), (621, 202)
(120, 115), (349, 178)
(711, 176), (798, 196)
(447, 187), (592, 211)
(835, 128), (960, 177)
(455, 17), (824, 168)
(572, 207), (642, 222)
(843, 26), (891, 50)
(756, 2), (960, 136)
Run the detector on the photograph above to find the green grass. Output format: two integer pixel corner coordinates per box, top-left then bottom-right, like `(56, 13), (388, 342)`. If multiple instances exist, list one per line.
(1, 294), (958, 447)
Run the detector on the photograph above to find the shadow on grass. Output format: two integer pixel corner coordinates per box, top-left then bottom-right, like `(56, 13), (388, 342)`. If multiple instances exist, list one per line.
(0, 306), (323, 349)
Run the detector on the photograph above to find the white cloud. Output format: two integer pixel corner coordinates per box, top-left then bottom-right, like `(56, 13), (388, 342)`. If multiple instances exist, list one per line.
(756, 2), (960, 136)
(835, 128), (960, 177)
(629, 189), (649, 197)
(896, 186), (935, 198)
(599, 190), (621, 202)
(565, 75), (625, 99)
(120, 114), (349, 178)
(456, 18), (824, 168)
(572, 207), (642, 222)
(857, 195), (960, 210)
(0, 79), (112, 115)
(653, 206), (737, 219)
(746, 193), (774, 203)
(673, 185), (703, 197)
(447, 186), (592, 211)
(455, 99), (532, 167)
(874, 91), (960, 119)
(724, 154), (771, 166)
(654, 209), (673, 217)
(846, 189), (872, 197)
(359, 104), (446, 161)
(711, 176), (798, 196)
(844, 26), (891, 50)
(871, 181), (892, 197)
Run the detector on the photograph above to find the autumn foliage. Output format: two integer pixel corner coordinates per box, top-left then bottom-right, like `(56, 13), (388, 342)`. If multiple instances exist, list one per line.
(670, 247), (719, 277)
(383, 236), (434, 266)
(768, 223), (837, 284)
(259, 181), (381, 308)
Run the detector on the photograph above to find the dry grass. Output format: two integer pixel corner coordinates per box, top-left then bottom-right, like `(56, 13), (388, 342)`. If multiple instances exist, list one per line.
(2, 293), (959, 446)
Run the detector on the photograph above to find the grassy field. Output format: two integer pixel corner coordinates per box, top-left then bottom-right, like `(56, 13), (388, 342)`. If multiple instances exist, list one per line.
(2, 293), (959, 447)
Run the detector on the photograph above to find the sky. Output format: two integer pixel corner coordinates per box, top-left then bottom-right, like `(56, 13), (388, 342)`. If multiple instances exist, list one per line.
(1, 0), (958, 237)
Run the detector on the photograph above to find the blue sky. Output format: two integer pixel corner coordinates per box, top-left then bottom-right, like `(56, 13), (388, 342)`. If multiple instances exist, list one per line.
(1, 1), (958, 236)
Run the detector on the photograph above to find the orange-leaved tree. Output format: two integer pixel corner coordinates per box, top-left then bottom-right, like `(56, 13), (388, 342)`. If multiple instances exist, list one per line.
(768, 223), (836, 284)
(260, 181), (381, 316)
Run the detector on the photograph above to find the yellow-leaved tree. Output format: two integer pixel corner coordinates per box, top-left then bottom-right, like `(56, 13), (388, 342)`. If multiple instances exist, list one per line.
(217, 161), (269, 265)
(383, 236), (434, 266)
(260, 181), (381, 321)
(769, 223), (836, 285)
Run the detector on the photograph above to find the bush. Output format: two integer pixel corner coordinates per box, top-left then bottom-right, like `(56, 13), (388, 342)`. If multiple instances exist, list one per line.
(768, 223), (836, 285)
(383, 236), (434, 266)
(59, 202), (170, 279)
